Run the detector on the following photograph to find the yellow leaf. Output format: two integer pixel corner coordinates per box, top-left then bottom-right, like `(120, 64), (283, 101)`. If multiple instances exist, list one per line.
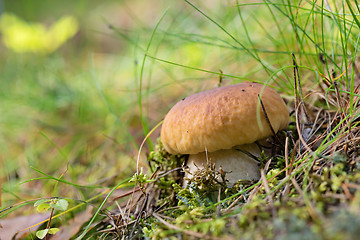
(0, 13), (78, 54)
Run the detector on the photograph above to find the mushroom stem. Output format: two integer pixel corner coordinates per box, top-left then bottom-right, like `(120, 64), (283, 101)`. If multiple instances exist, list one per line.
(185, 143), (261, 187)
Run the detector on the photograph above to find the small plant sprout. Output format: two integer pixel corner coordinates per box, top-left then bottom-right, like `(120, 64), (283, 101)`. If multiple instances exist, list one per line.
(34, 198), (69, 239)
(129, 167), (155, 192)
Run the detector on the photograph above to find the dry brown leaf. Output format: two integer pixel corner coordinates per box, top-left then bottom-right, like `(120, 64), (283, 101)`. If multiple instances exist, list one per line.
(0, 213), (50, 240)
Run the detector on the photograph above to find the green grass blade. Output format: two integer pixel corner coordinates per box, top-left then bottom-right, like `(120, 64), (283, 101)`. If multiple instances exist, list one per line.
(138, 9), (168, 152)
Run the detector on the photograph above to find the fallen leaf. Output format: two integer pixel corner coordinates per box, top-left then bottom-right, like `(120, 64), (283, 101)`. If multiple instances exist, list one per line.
(0, 213), (50, 240)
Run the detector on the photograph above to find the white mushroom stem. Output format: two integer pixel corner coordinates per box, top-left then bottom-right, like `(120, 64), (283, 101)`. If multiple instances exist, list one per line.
(185, 143), (261, 187)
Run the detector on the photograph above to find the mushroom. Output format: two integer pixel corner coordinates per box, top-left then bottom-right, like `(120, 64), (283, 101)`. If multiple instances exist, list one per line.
(160, 83), (289, 186)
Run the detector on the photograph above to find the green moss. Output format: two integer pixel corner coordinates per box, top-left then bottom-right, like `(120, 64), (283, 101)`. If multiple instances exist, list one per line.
(117, 133), (360, 239)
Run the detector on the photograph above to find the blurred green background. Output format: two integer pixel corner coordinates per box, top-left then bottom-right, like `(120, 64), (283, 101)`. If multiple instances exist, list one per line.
(0, 0), (157, 206)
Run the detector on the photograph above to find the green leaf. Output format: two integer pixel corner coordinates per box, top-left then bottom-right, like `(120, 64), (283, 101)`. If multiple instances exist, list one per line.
(48, 228), (60, 234)
(36, 228), (59, 239)
(36, 229), (49, 239)
(34, 199), (50, 207)
(50, 199), (68, 211)
(36, 203), (50, 213)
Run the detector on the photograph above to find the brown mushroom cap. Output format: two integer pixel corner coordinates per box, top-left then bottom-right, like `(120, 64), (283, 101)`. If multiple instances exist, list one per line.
(161, 82), (289, 155)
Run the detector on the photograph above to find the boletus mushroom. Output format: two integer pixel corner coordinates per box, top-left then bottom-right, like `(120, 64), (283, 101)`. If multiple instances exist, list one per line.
(160, 83), (289, 186)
